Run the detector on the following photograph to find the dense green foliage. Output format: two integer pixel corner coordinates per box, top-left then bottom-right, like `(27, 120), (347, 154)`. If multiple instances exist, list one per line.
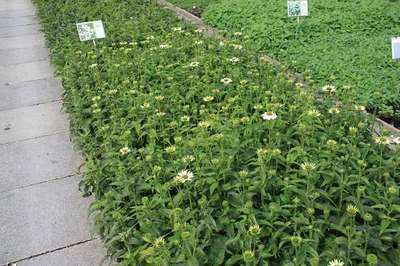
(173, 0), (400, 123)
(34, 0), (400, 265)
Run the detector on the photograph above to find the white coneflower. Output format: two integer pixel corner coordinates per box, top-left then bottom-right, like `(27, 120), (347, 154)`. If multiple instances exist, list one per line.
(326, 139), (337, 147)
(374, 136), (390, 145)
(181, 155), (195, 163)
(300, 162), (317, 171)
(108, 89), (118, 95)
(231, 44), (243, 50)
(156, 111), (166, 117)
(203, 96), (214, 102)
(346, 204), (359, 217)
(220, 77), (233, 84)
(153, 237), (166, 248)
(322, 85), (336, 93)
(328, 259), (344, 266)
(248, 224), (261, 236)
(354, 105), (366, 112)
(307, 109), (321, 117)
(172, 27), (183, 32)
(174, 170), (194, 183)
(229, 57), (240, 63)
(198, 121), (211, 128)
(180, 116), (190, 122)
(119, 147), (131, 155)
(189, 61), (199, 68)
(261, 111), (277, 121)
(141, 102), (150, 109)
(328, 107), (340, 114)
(159, 44), (171, 49)
(165, 145), (176, 154)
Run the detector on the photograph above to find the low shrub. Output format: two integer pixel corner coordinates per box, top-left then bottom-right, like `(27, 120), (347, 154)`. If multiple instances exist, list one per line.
(34, 0), (400, 264)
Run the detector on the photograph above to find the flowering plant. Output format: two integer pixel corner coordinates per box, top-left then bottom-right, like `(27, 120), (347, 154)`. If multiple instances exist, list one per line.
(35, 0), (400, 264)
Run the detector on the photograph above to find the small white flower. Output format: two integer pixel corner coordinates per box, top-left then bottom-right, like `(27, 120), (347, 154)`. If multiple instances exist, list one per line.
(194, 28), (204, 33)
(108, 89), (118, 95)
(234, 32), (243, 36)
(374, 136), (391, 145)
(219, 41), (226, 46)
(194, 40), (203, 45)
(203, 96), (214, 102)
(119, 147), (131, 155)
(231, 44), (243, 50)
(172, 27), (183, 32)
(261, 111), (277, 121)
(181, 116), (190, 122)
(189, 61), (200, 68)
(307, 109), (321, 117)
(198, 121), (211, 128)
(220, 77), (233, 84)
(354, 105), (366, 112)
(300, 162), (317, 171)
(229, 57), (240, 63)
(322, 85), (336, 93)
(89, 63), (98, 68)
(328, 107), (340, 114)
(328, 259), (344, 266)
(159, 44), (171, 49)
(175, 170), (194, 183)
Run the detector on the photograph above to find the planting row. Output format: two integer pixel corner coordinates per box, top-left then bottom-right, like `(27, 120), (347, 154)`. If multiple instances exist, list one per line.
(171, 0), (400, 128)
(34, 0), (400, 265)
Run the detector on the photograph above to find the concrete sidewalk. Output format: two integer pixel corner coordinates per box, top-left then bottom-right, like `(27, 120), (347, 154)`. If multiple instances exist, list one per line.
(0, 0), (107, 265)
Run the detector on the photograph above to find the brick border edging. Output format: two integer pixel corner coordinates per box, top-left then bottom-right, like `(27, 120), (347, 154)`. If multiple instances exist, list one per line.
(155, 0), (400, 136)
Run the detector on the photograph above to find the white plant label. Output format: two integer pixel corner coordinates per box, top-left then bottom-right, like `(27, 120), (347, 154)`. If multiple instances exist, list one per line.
(392, 37), (400, 59)
(288, 0), (308, 17)
(76, 20), (105, 42)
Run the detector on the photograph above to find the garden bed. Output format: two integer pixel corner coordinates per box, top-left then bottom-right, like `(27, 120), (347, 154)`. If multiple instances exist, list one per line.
(170, 0), (400, 129)
(34, 0), (400, 265)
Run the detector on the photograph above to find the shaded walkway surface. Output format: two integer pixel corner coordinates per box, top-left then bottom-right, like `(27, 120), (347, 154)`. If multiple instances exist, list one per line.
(0, 0), (107, 265)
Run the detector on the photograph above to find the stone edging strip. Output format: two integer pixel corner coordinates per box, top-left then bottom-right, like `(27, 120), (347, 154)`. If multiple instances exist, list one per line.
(155, 0), (399, 136)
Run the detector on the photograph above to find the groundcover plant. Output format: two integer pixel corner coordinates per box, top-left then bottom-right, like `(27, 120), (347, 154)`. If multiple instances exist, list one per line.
(33, 0), (400, 265)
(173, 0), (400, 126)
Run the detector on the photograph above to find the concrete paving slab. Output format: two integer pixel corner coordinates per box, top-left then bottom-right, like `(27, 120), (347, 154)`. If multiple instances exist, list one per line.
(0, 33), (45, 50)
(0, 101), (68, 144)
(0, 8), (35, 18)
(0, 78), (61, 111)
(0, 24), (40, 38)
(0, 15), (38, 28)
(0, 132), (82, 192)
(0, 60), (53, 83)
(0, 175), (95, 265)
(18, 239), (110, 266)
(0, 45), (49, 65)
(0, 0), (34, 12)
